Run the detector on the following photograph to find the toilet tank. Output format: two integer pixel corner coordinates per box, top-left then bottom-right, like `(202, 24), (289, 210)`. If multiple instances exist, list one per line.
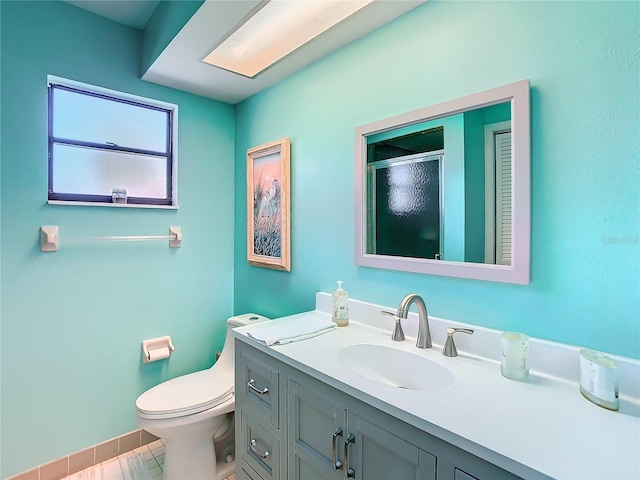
(228, 313), (270, 328)
(212, 313), (270, 374)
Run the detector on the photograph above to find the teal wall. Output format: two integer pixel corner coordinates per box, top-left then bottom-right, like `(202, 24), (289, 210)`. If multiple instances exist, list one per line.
(441, 115), (466, 262)
(2, 0), (639, 477)
(1, 1), (235, 477)
(234, 1), (640, 360)
(463, 108), (486, 263)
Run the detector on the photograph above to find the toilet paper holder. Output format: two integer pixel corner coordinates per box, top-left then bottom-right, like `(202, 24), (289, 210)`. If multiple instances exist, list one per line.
(142, 336), (175, 363)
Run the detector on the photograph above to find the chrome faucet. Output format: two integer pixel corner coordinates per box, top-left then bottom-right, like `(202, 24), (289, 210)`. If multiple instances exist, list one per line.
(381, 294), (432, 349)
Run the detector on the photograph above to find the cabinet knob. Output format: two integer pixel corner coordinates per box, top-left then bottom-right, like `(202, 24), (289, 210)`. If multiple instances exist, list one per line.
(343, 433), (356, 478)
(249, 438), (270, 459)
(332, 427), (343, 470)
(248, 378), (270, 395)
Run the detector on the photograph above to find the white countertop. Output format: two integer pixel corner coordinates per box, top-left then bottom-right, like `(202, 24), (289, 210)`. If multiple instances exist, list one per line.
(234, 303), (640, 480)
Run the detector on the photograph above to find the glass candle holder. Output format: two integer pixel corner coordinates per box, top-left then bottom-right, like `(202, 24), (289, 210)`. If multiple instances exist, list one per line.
(501, 332), (529, 382)
(579, 349), (619, 411)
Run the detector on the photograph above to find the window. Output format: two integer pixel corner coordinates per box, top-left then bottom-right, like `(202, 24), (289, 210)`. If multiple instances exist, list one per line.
(47, 76), (178, 207)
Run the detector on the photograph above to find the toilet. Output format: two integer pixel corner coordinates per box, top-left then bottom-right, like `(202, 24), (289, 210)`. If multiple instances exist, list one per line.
(136, 313), (269, 480)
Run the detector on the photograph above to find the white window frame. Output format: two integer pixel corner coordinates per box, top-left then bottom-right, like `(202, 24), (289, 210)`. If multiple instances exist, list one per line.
(47, 75), (179, 209)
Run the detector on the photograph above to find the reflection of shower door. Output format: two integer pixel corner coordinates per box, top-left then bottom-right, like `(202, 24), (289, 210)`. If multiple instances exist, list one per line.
(367, 152), (443, 260)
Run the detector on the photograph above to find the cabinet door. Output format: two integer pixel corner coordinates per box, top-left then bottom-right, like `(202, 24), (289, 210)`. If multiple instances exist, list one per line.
(347, 414), (436, 480)
(436, 450), (521, 480)
(455, 469), (480, 480)
(288, 380), (347, 480)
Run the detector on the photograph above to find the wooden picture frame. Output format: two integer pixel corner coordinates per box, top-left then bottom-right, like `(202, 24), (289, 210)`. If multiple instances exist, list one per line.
(247, 137), (291, 271)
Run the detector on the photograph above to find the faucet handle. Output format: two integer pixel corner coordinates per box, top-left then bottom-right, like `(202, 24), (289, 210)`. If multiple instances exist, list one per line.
(380, 310), (405, 341)
(442, 328), (474, 357)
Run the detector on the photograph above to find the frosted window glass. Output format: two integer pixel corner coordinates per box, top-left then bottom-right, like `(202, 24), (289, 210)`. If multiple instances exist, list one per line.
(52, 144), (167, 199)
(52, 87), (168, 152)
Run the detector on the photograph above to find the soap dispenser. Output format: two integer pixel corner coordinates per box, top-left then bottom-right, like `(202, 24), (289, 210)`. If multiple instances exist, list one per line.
(332, 281), (349, 327)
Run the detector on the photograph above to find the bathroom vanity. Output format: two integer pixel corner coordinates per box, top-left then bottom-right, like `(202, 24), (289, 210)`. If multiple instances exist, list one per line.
(233, 295), (640, 480)
(234, 338), (521, 480)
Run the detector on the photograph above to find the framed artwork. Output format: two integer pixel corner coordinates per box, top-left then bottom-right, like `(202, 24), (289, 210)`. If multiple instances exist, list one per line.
(246, 137), (291, 271)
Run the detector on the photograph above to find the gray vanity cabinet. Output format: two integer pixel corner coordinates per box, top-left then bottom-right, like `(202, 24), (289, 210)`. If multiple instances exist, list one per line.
(235, 339), (523, 480)
(288, 380), (436, 479)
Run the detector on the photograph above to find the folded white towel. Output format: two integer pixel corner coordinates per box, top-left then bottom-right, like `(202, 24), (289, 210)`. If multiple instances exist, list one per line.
(247, 314), (336, 346)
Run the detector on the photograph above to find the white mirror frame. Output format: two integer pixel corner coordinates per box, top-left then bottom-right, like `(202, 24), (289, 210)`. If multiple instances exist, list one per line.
(354, 79), (530, 284)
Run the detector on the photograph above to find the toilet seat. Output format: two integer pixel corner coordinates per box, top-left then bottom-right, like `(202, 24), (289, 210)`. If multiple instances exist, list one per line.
(136, 369), (234, 420)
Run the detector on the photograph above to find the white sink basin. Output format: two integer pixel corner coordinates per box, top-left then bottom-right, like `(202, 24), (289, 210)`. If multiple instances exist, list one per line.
(337, 344), (455, 391)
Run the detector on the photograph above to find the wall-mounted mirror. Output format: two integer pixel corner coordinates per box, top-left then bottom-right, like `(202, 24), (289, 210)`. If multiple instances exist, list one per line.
(354, 80), (530, 284)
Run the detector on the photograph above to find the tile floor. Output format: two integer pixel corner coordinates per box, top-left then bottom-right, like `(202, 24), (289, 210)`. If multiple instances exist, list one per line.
(62, 440), (236, 480)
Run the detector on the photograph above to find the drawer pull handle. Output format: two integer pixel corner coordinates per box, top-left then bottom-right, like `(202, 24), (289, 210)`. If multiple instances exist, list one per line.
(332, 427), (343, 470)
(343, 433), (355, 478)
(249, 438), (270, 459)
(248, 379), (269, 395)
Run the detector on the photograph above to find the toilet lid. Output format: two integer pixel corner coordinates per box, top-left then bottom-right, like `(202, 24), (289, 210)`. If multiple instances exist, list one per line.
(136, 369), (234, 418)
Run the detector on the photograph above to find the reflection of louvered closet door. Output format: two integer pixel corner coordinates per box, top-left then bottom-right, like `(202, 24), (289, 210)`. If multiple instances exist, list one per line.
(495, 132), (512, 265)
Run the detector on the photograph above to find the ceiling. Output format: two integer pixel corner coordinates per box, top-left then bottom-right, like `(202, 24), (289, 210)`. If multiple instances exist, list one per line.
(65, 0), (425, 104)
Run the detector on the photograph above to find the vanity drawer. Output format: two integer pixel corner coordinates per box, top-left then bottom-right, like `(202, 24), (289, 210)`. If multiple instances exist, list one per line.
(240, 408), (281, 480)
(237, 458), (265, 480)
(238, 352), (279, 427)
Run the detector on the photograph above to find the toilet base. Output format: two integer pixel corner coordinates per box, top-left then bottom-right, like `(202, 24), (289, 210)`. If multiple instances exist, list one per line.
(138, 400), (235, 480)
(163, 433), (218, 480)
(161, 436), (235, 480)
(161, 439), (235, 480)
(216, 458), (236, 480)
